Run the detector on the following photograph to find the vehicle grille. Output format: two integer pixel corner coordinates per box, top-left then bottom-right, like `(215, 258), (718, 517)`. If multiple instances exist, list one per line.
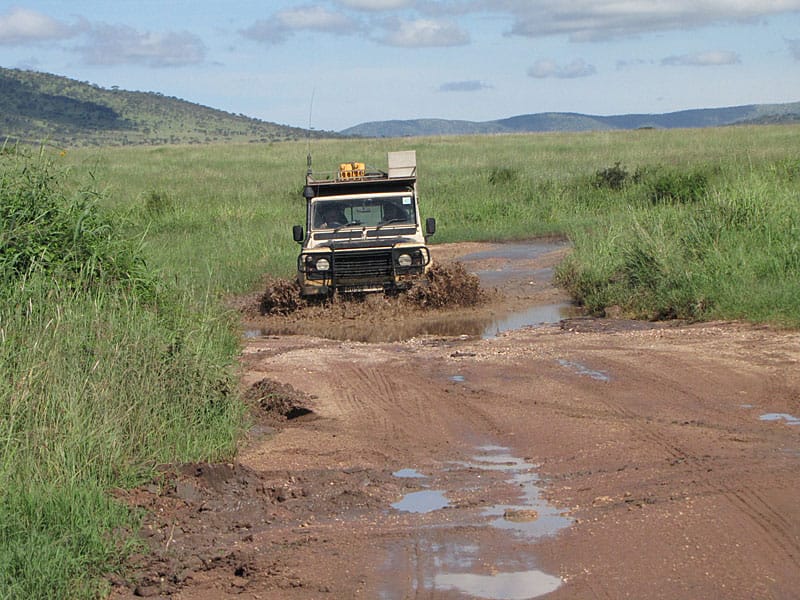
(334, 249), (394, 283)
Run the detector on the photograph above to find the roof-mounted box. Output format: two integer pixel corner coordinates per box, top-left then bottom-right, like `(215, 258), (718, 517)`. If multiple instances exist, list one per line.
(387, 150), (416, 179)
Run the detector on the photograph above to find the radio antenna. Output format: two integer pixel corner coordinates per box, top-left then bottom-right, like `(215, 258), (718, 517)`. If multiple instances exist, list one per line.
(306, 88), (315, 176)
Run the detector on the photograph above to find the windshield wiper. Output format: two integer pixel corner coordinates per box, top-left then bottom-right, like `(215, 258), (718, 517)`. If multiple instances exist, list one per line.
(332, 221), (362, 233)
(375, 218), (406, 230)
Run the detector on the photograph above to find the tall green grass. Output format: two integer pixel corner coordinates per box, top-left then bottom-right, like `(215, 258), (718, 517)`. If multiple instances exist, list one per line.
(1, 147), (243, 598)
(555, 151), (800, 324)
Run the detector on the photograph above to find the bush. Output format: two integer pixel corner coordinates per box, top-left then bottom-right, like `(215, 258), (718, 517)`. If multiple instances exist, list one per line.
(0, 147), (157, 300)
(593, 162), (629, 190)
(648, 170), (709, 204)
(488, 167), (519, 186)
(142, 188), (174, 216)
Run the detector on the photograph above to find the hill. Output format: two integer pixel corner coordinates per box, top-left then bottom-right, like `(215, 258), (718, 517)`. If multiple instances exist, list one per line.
(340, 102), (800, 137)
(0, 67), (326, 147)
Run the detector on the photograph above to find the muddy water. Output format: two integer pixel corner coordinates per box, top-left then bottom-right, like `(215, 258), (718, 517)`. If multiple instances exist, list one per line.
(247, 240), (576, 342)
(381, 444), (570, 599)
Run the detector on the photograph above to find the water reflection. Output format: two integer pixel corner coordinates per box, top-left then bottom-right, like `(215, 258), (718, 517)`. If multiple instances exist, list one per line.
(435, 570), (562, 600)
(381, 444), (569, 598)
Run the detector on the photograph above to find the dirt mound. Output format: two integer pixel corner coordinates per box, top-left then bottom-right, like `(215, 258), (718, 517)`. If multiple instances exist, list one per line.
(244, 378), (315, 423)
(110, 460), (401, 598)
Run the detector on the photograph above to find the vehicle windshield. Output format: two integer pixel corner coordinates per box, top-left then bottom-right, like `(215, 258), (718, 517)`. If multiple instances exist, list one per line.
(312, 195), (416, 230)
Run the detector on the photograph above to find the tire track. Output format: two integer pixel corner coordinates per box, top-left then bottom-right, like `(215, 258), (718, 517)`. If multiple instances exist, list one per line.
(723, 485), (800, 569)
(594, 386), (800, 572)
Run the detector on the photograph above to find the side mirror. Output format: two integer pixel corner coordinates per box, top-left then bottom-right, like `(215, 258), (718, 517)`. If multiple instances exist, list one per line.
(292, 225), (304, 243)
(425, 217), (436, 236)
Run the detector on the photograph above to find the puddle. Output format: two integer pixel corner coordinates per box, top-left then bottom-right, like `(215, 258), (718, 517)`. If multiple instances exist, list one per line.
(435, 569), (562, 600)
(467, 447), (572, 540)
(450, 375), (467, 383)
(759, 413), (800, 426)
(381, 444), (569, 598)
(393, 468), (427, 479)
(391, 490), (449, 513)
(482, 303), (577, 339)
(460, 241), (569, 262)
(557, 358), (610, 382)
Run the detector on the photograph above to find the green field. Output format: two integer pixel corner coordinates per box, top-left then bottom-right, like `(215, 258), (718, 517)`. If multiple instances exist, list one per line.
(69, 125), (800, 322)
(3, 124), (800, 597)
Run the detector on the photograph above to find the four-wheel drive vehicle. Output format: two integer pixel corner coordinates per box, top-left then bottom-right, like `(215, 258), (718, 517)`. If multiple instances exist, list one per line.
(292, 150), (435, 298)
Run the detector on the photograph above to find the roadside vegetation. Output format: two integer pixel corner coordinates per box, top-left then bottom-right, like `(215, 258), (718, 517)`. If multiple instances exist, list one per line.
(0, 147), (243, 598)
(3, 123), (798, 597)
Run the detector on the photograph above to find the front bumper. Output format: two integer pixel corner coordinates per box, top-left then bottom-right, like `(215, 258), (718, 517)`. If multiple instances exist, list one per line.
(297, 246), (430, 296)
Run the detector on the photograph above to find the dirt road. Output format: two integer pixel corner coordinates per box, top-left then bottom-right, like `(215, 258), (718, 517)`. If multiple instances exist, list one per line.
(113, 242), (800, 600)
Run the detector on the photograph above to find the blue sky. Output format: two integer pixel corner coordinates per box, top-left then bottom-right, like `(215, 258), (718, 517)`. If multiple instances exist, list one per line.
(2, 1), (800, 131)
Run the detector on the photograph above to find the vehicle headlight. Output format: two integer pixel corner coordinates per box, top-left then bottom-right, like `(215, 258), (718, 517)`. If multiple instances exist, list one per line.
(397, 253), (413, 267)
(315, 258), (330, 271)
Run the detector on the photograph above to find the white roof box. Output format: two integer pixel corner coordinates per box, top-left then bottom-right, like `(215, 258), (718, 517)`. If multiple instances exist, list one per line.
(387, 150), (416, 178)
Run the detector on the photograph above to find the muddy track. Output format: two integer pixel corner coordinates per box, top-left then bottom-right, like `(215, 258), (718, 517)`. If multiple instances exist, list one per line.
(111, 242), (800, 600)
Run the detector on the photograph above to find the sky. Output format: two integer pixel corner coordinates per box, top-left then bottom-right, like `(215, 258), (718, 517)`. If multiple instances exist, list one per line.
(2, 1), (800, 131)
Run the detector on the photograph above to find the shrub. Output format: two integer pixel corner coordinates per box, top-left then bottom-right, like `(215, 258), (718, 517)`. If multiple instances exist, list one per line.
(142, 188), (174, 216)
(648, 170), (708, 204)
(0, 148), (157, 300)
(593, 162), (629, 190)
(0, 148), (243, 598)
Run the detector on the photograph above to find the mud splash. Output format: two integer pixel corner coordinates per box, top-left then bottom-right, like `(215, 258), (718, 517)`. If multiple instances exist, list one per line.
(242, 240), (577, 343)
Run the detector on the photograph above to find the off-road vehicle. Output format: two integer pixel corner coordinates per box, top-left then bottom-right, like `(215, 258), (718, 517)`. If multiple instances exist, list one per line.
(292, 150), (435, 297)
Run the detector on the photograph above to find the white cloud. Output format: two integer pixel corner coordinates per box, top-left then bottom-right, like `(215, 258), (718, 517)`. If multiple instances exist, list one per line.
(661, 50), (741, 66)
(379, 18), (470, 46)
(439, 80), (491, 91)
(78, 25), (205, 67)
(477, 1), (800, 41)
(528, 58), (596, 78)
(788, 38), (800, 60)
(0, 7), (80, 45)
(336, 0), (415, 9)
(241, 5), (361, 44)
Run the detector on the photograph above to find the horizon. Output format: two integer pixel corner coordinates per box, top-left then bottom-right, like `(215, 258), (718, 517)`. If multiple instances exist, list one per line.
(3, 2), (800, 131)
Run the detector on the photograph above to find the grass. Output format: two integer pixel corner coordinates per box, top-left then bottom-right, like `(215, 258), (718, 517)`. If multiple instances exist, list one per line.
(3, 123), (799, 597)
(66, 124), (800, 326)
(1, 147), (244, 598)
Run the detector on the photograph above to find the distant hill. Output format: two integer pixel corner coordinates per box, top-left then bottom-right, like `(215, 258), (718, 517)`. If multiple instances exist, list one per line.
(340, 102), (800, 137)
(0, 67), (330, 147)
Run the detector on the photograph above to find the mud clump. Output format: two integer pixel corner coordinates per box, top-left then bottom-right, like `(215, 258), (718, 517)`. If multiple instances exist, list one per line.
(260, 278), (306, 315)
(245, 378), (315, 423)
(405, 262), (487, 309)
